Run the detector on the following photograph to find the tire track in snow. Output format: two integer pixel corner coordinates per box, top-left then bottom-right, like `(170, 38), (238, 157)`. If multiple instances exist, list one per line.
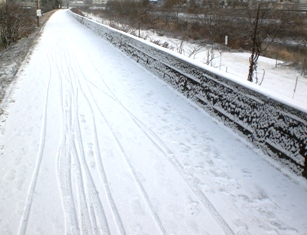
(64, 135), (92, 235)
(75, 76), (127, 235)
(54, 44), (80, 235)
(61, 58), (104, 234)
(53, 43), (96, 234)
(65, 61), (94, 235)
(106, 95), (234, 235)
(18, 53), (52, 235)
(62, 45), (127, 235)
(73, 88), (110, 235)
(60, 47), (112, 234)
(52, 41), (104, 235)
(56, 59), (107, 234)
(73, 47), (166, 233)
(89, 79), (235, 234)
(128, 118), (235, 235)
(71, 135), (97, 235)
(84, 54), (234, 235)
(79, 75), (167, 235)
(58, 27), (231, 234)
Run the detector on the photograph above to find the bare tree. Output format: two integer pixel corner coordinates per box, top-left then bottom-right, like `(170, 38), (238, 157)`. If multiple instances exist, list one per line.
(247, 4), (260, 82)
(0, 2), (34, 49)
(197, 8), (222, 44)
(163, 0), (184, 23)
(187, 44), (206, 59)
(247, 4), (285, 82)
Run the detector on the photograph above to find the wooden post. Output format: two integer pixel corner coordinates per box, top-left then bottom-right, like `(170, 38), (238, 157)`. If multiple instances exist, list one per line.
(36, 0), (40, 27)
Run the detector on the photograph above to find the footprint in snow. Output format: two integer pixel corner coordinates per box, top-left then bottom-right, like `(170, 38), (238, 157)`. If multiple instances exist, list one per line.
(3, 169), (16, 182)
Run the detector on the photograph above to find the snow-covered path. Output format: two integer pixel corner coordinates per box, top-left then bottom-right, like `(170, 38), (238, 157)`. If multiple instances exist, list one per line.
(0, 10), (307, 235)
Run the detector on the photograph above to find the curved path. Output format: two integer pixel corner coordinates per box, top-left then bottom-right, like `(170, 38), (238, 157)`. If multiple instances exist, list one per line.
(0, 10), (307, 235)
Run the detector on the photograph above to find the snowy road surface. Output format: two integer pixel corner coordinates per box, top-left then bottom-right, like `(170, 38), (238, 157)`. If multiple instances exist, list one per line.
(1, 10), (307, 235)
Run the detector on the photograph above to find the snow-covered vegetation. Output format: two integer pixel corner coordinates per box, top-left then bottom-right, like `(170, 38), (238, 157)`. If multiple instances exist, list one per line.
(83, 10), (307, 110)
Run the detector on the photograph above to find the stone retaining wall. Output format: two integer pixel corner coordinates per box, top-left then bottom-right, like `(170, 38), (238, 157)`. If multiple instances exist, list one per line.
(70, 11), (307, 178)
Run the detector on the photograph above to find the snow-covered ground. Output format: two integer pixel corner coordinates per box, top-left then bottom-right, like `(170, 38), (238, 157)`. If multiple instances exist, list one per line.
(86, 13), (307, 110)
(1, 9), (307, 235)
(0, 10), (55, 108)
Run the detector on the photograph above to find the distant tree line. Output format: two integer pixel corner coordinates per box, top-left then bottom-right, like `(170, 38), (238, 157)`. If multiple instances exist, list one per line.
(41, 0), (62, 12)
(96, 0), (306, 80)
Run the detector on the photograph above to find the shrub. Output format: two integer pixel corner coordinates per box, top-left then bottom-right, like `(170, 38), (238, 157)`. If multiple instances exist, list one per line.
(70, 8), (85, 16)
(0, 2), (35, 49)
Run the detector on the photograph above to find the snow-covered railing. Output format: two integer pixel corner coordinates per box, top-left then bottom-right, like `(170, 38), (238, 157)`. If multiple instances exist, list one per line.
(69, 11), (307, 178)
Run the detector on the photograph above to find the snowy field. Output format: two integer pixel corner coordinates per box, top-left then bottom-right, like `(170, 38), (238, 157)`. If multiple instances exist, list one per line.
(1, 9), (307, 235)
(85, 13), (307, 110)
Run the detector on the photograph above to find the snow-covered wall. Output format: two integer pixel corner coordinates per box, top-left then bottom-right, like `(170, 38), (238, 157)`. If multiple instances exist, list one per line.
(69, 11), (307, 178)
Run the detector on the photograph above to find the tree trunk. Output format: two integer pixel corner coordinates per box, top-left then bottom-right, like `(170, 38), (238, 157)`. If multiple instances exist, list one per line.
(247, 4), (260, 82)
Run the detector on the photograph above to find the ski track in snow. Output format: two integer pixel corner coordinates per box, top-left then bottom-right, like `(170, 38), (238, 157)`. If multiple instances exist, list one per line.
(0, 9), (307, 235)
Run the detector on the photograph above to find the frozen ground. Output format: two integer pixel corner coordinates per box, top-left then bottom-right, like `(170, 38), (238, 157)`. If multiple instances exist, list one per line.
(1, 9), (307, 235)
